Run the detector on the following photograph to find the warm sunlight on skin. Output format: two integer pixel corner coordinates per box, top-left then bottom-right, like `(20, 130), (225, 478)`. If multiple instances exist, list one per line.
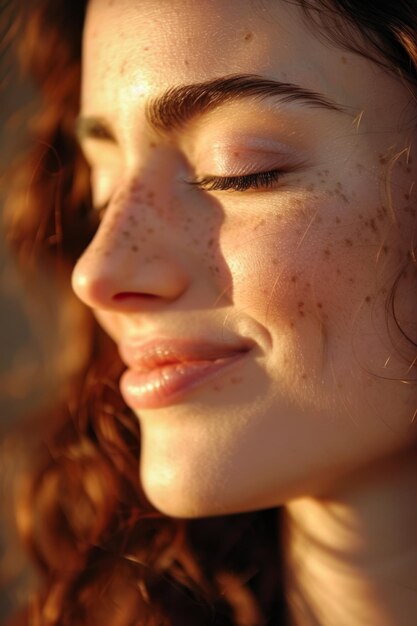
(71, 2), (417, 623)
(73, 0), (417, 516)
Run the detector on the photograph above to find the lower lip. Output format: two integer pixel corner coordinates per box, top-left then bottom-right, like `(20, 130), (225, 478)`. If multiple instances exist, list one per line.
(119, 352), (247, 409)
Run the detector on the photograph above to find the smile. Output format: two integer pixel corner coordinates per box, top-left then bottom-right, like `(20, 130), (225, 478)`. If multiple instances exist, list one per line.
(119, 352), (248, 409)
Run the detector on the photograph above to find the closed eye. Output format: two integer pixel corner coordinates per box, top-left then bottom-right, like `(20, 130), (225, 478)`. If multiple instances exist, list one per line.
(187, 169), (285, 192)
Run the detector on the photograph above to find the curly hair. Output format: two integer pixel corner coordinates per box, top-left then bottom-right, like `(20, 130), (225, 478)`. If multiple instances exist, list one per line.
(3, 1), (417, 625)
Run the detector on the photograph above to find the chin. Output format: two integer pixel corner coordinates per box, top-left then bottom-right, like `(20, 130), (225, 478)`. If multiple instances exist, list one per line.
(139, 463), (242, 519)
(141, 477), (213, 519)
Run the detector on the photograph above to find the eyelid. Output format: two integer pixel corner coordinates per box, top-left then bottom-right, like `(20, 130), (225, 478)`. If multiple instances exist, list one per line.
(196, 147), (306, 181)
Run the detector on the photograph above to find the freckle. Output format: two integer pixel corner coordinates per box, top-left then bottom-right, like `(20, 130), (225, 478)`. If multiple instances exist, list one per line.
(324, 248), (331, 257)
(230, 376), (243, 384)
(341, 55), (347, 64)
(356, 163), (364, 172)
(233, 151), (240, 157)
(122, 231), (130, 238)
(254, 219), (266, 230)
(184, 59), (189, 66)
(302, 373), (307, 379)
(120, 60), (127, 76)
(291, 275), (297, 283)
(349, 277), (354, 283)
(290, 321), (295, 328)
(336, 182), (342, 189)
(317, 302), (323, 308)
(143, 46), (150, 51)
(376, 207), (386, 221)
(272, 258), (278, 265)
(299, 310), (305, 317)
(147, 228), (154, 234)
(406, 166), (412, 173)
(344, 238), (353, 246)
(405, 193), (410, 200)
(214, 266), (220, 273)
(365, 296), (371, 303)
(382, 245), (389, 254)
(370, 218), (377, 232)
(379, 154), (387, 165)
(305, 282), (311, 288)
(131, 245), (138, 252)
(208, 238), (214, 247)
(336, 268), (341, 275)
(298, 301), (304, 308)
(404, 205), (416, 217)
(335, 216), (341, 224)
(244, 31), (253, 41)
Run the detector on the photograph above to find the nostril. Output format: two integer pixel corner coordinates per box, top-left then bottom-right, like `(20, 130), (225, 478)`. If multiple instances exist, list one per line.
(112, 292), (159, 301)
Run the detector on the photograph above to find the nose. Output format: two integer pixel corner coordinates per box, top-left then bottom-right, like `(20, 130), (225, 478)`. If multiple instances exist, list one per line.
(71, 186), (190, 312)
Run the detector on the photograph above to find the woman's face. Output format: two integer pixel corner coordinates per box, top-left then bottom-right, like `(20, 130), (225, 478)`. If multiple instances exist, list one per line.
(73, 0), (417, 517)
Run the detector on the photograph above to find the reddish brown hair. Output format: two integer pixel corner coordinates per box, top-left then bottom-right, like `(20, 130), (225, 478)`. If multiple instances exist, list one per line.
(3, 1), (417, 625)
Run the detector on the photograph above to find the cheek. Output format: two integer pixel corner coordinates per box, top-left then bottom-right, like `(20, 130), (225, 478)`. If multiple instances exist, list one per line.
(215, 189), (414, 387)
(216, 199), (332, 331)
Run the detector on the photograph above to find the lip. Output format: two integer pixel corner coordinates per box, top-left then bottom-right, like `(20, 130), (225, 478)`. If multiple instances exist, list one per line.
(118, 338), (252, 409)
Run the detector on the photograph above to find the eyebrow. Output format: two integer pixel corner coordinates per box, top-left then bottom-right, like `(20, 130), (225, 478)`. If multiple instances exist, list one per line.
(75, 73), (346, 141)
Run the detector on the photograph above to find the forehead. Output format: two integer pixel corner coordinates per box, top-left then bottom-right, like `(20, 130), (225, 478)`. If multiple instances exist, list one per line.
(81, 0), (408, 138)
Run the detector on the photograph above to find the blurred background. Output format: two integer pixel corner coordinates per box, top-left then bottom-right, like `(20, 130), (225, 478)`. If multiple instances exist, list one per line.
(1, 6), (41, 621)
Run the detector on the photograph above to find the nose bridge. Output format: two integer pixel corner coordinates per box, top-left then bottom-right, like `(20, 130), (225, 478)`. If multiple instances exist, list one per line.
(71, 173), (190, 309)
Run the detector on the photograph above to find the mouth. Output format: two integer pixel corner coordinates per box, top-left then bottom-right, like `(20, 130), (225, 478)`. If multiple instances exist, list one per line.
(118, 339), (251, 409)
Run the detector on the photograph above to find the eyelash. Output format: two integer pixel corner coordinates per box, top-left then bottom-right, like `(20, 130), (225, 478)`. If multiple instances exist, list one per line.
(188, 169), (284, 192)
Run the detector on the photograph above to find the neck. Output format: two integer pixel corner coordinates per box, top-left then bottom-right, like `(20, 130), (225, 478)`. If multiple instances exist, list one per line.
(282, 447), (417, 626)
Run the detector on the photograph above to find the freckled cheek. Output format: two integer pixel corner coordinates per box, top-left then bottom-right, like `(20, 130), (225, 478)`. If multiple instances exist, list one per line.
(217, 220), (323, 325)
(215, 207), (371, 331)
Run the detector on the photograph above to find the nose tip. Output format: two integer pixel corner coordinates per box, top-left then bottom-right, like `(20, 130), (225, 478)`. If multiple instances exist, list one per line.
(71, 237), (189, 311)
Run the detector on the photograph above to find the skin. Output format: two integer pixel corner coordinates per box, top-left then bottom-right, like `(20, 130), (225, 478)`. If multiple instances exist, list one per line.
(72, 1), (417, 623)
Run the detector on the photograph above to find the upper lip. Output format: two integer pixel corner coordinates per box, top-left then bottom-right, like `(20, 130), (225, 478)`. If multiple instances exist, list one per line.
(119, 338), (253, 372)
